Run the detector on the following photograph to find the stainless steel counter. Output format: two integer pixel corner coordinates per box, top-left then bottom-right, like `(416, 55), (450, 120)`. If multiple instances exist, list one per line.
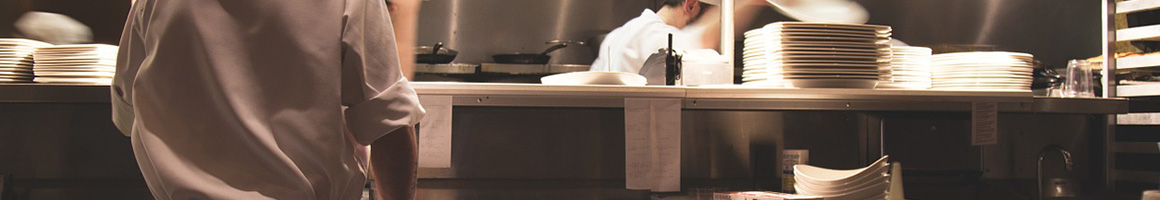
(409, 82), (1128, 113)
(0, 82), (1128, 199)
(0, 83), (1128, 114)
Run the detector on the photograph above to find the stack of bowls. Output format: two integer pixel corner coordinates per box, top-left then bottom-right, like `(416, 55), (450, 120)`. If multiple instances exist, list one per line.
(794, 156), (891, 200)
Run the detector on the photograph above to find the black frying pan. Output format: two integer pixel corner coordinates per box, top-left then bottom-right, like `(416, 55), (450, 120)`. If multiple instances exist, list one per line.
(492, 43), (569, 64)
(416, 42), (457, 64)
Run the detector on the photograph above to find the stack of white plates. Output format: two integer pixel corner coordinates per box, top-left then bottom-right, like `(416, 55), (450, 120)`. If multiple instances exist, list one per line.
(879, 46), (932, 89)
(0, 39), (52, 83)
(930, 51), (1033, 91)
(742, 22), (892, 89)
(33, 44), (118, 84)
(795, 156), (891, 200)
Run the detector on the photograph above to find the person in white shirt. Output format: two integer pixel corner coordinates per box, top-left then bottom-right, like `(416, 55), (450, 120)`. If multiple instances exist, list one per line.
(111, 0), (425, 199)
(590, 0), (764, 74)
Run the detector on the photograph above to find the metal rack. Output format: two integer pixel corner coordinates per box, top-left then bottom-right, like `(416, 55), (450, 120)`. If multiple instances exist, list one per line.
(1106, 0), (1160, 194)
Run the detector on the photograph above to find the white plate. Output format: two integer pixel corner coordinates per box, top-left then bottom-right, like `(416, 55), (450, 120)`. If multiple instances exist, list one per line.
(934, 51), (1032, 58)
(764, 27), (886, 36)
(772, 51), (884, 57)
(540, 71), (646, 86)
(784, 74), (880, 79)
(0, 78), (34, 83)
(767, 32), (883, 39)
(32, 77), (113, 84)
(766, 35), (883, 42)
(34, 73), (114, 78)
(767, 22), (887, 32)
(0, 71), (32, 75)
(752, 40), (887, 48)
(785, 79), (879, 88)
(0, 38), (51, 45)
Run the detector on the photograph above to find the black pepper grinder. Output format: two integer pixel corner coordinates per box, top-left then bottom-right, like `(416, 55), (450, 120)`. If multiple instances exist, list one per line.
(665, 34), (682, 86)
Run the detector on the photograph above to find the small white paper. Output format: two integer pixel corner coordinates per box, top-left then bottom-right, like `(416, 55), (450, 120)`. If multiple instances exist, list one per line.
(624, 98), (682, 192)
(972, 102), (998, 146)
(418, 95), (453, 168)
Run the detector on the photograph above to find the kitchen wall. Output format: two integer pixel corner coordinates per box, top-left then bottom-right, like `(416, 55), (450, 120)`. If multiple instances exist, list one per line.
(0, 0), (1103, 68)
(416, 0), (658, 65)
(417, 0), (1102, 68)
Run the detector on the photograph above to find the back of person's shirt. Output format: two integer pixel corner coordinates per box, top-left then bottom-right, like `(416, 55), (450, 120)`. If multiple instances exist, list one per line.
(590, 9), (701, 74)
(112, 0), (425, 199)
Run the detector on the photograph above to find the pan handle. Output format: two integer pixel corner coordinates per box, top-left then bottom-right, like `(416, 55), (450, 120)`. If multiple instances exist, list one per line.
(539, 43), (569, 56)
(430, 42), (444, 56)
(546, 40), (586, 46)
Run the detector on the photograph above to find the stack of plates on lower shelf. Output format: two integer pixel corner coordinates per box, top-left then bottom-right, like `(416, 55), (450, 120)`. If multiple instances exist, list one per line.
(795, 156), (891, 200)
(0, 38), (52, 83)
(33, 44), (119, 85)
(878, 46), (932, 89)
(930, 51), (1033, 91)
(742, 22), (892, 89)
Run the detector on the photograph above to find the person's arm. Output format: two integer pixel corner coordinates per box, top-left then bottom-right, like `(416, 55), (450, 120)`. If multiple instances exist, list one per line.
(340, 0), (426, 199)
(111, 0), (146, 136)
(387, 0), (421, 79)
(693, 0), (765, 49)
(371, 126), (417, 200)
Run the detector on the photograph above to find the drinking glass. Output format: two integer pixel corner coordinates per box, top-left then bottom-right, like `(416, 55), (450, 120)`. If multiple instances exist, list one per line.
(1061, 59), (1094, 98)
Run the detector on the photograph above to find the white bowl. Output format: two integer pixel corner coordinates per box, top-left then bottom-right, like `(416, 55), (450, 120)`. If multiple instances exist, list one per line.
(795, 166), (888, 192)
(794, 156), (889, 184)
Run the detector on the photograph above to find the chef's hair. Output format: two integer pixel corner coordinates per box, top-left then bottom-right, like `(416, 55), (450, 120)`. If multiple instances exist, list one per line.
(661, 0), (709, 7)
(661, 0), (687, 7)
(661, 0), (712, 19)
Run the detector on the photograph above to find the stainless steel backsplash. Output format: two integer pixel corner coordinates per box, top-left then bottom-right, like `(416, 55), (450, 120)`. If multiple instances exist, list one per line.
(417, 0), (1102, 68)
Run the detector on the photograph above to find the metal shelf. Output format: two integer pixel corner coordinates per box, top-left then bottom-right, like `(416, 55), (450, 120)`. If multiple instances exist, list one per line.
(1117, 83), (1160, 97)
(1117, 53), (1160, 70)
(1118, 0), (1160, 14)
(1115, 142), (1160, 153)
(1117, 24), (1160, 42)
(1115, 170), (1160, 183)
(1117, 113), (1160, 125)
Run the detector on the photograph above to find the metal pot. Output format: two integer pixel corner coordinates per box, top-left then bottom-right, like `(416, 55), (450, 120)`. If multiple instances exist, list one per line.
(416, 42), (458, 64)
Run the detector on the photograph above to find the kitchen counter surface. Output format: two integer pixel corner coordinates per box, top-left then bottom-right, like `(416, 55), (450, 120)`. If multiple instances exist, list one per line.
(0, 82), (1129, 114)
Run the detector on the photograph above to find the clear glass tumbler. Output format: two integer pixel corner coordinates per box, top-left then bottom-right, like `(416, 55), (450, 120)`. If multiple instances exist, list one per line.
(1061, 59), (1094, 98)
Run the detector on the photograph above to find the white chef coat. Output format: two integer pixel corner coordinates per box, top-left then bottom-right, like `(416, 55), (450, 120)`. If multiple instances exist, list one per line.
(590, 9), (702, 74)
(111, 0), (425, 199)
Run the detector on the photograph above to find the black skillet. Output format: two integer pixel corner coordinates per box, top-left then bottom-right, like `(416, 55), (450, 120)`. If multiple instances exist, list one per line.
(416, 42), (457, 64)
(492, 43), (569, 64)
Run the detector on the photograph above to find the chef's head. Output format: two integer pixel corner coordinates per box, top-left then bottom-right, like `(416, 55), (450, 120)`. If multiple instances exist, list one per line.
(661, 0), (717, 29)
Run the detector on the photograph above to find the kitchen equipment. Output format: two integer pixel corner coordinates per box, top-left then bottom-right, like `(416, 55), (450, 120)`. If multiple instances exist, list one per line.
(1037, 145), (1074, 200)
(415, 42), (457, 64)
(782, 150), (809, 193)
(540, 71), (646, 86)
(681, 49), (731, 86)
(492, 40), (585, 65)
